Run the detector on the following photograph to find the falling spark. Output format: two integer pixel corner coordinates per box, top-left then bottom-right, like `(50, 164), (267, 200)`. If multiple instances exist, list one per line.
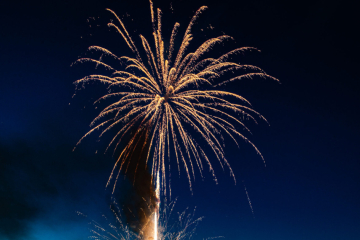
(243, 181), (255, 218)
(73, 0), (278, 194)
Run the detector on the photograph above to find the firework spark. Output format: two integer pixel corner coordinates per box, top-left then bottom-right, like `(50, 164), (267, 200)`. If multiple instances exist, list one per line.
(73, 0), (278, 194)
(83, 198), (206, 240)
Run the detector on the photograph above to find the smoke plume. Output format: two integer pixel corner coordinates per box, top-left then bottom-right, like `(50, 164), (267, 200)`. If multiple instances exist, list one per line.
(119, 126), (158, 239)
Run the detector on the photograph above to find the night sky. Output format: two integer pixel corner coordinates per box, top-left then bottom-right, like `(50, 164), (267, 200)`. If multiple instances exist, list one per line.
(1, 0), (360, 239)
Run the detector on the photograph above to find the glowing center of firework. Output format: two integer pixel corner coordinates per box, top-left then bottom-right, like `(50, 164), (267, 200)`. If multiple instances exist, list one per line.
(156, 85), (174, 106)
(164, 85), (174, 102)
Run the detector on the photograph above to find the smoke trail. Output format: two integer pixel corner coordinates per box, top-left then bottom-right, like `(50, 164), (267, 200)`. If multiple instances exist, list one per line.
(119, 126), (158, 239)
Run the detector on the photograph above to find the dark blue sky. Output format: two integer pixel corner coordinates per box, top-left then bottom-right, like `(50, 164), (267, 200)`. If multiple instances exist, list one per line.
(1, 0), (359, 239)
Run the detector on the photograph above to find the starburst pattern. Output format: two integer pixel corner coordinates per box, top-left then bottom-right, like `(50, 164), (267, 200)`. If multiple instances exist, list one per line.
(73, 0), (278, 194)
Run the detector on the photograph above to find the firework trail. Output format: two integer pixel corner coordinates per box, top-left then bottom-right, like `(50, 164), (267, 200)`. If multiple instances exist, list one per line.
(118, 126), (158, 239)
(73, 0), (277, 238)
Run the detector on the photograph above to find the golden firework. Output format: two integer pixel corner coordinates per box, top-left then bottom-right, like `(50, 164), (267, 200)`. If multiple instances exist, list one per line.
(73, 0), (278, 194)
(84, 198), (204, 240)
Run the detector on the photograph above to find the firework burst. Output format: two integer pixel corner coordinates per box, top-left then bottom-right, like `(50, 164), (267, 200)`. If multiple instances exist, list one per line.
(73, 0), (278, 195)
(83, 198), (206, 240)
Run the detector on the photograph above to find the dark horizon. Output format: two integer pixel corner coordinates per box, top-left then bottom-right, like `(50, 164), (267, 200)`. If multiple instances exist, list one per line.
(1, 0), (359, 239)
